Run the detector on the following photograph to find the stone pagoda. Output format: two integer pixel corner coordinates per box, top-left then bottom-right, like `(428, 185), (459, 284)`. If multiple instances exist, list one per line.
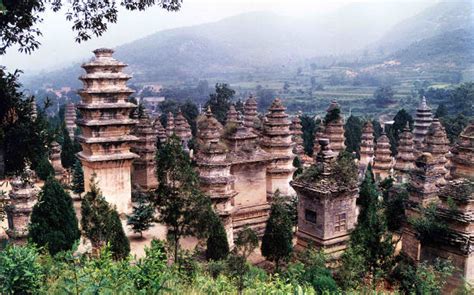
(451, 121), (474, 180)
(313, 125), (325, 157)
(166, 112), (175, 137)
(226, 104), (240, 126)
(196, 107), (237, 245)
(174, 110), (192, 151)
(50, 141), (65, 181)
(359, 121), (375, 167)
(422, 179), (474, 292)
(401, 153), (444, 262)
(291, 139), (359, 257)
(222, 105), (271, 235)
(372, 132), (393, 181)
(423, 118), (450, 186)
(65, 103), (77, 139)
(243, 96), (259, 134)
(153, 118), (168, 145)
(290, 113), (305, 159)
(394, 123), (415, 183)
(6, 168), (38, 245)
(323, 100), (345, 155)
(260, 98), (295, 197)
(76, 48), (138, 214)
(131, 110), (158, 191)
(413, 97), (433, 154)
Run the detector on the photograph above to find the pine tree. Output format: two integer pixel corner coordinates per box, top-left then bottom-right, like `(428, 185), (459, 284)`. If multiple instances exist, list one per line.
(155, 135), (214, 263)
(81, 176), (130, 259)
(71, 159), (84, 195)
(386, 109), (413, 155)
(205, 213), (229, 261)
(204, 83), (235, 124)
(261, 191), (293, 271)
(127, 191), (155, 238)
(29, 178), (80, 255)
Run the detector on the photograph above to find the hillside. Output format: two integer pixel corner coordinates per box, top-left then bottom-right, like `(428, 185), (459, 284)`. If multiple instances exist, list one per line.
(376, 0), (473, 52)
(390, 28), (474, 65)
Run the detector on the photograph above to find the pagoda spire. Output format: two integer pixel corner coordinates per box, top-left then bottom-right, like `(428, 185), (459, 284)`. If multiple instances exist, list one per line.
(372, 131), (393, 181)
(290, 112), (305, 158)
(64, 103), (77, 139)
(166, 112), (175, 137)
(450, 120), (474, 179)
(323, 100), (345, 155)
(359, 121), (375, 167)
(423, 118), (449, 186)
(153, 118), (167, 144)
(243, 95), (259, 133)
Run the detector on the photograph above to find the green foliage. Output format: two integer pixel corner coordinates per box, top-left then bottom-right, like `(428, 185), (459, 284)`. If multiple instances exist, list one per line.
(374, 86), (395, 107)
(71, 158), (84, 194)
(59, 123), (77, 169)
(386, 109), (413, 155)
(107, 209), (131, 260)
(394, 257), (454, 295)
(347, 169), (395, 285)
(155, 135), (214, 262)
(292, 156), (303, 178)
(35, 155), (54, 181)
(134, 239), (170, 292)
(0, 0), (182, 55)
(372, 119), (383, 141)
(337, 245), (368, 290)
(344, 115), (363, 155)
(127, 191), (155, 237)
(0, 244), (43, 294)
(440, 114), (470, 143)
(380, 178), (408, 232)
(300, 114), (318, 156)
(324, 107), (341, 125)
(296, 249), (339, 294)
(409, 203), (448, 243)
(29, 178), (80, 255)
(261, 192), (293, 271)
(81, 177), (130, 259)
(206, 212), (230, 261)
(1, 69), (54, 176)
(435, 103), (448, 118)
(204, 83), (235, 125)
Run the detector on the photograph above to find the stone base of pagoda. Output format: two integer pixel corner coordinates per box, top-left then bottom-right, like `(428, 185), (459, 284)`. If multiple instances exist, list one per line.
(232, 203), (271, 236)
(295, 229), (350, 260)
(81, 158), (135, 215)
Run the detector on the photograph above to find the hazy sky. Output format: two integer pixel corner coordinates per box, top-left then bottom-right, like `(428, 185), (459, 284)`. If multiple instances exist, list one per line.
(1, 0), (432, 73)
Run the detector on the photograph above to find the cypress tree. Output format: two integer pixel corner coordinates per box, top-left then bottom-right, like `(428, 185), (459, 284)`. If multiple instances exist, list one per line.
(344, 115), (363, 156)
(107, 209), (131, 260)
(35, 155), (54, 181)
(349, 169), (394, 283)
(261, 192), (293, 271)
(127, 191), (155, 238)
(60, 123), (76, 169)
(29, 178), (80, 255)
(71, 159), (84, 195)
(81, 177), (130, 259)
(205, 213), (229, 261)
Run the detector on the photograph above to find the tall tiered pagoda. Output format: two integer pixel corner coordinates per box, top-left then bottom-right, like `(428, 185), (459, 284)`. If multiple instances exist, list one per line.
(359, 121), (375, 167)
(394, 123), (415, 183)
(323, 100), (345, 155)
(65, 103), (77, 139)
(413, 97), (433, 153)
(450, 121), (474, 179)
(372, 132), (393, 181)
(76, 48), (138, 214)
(261, 98), (295, 197)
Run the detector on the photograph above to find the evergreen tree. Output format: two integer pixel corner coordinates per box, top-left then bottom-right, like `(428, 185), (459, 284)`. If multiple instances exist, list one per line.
(374, 86), (395, 107)
(386, 109), (413, 155)
(205, 212), (229, 261)
(300, 114), (318, 156)
(372, 119), (383, 141)
(107, 209), (131, 260)
(60, 123), (76, 169)
(155, 135), (214, 262)
(29, 178), (80, 255)
(127, 191), (155, 238)
(71, 159), (84, 195)
(261, 191), (293, 271)
(344, 115), (363, 156)
(348, 169), (394, 284)
(435, 103), (448, 118)
(81, 176), (130, 259)
(35, 155), (54, 181)
(293, 156), (303, 178)
(204, 83), (235, 124)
